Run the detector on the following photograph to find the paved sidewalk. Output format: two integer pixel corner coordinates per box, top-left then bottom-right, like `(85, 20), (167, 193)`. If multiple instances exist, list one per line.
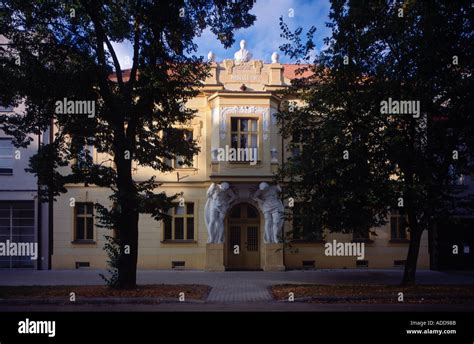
(1, 269), (473, 302)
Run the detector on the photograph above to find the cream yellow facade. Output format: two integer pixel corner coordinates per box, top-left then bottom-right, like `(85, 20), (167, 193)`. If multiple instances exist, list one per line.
(51, 53), (429, 270)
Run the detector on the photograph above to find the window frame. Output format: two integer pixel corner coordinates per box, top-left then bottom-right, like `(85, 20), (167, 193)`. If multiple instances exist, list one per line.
(163, 128), (196, 170)
(289, 128), (311, 158)
(0, 137), (14, 175)
(73, 202), (95, 243)
(228, 115), (262, 164)
(76, 143), (95, 169)
(162, 202), (196, 243)
(173, 128), (195, 169)
(389, 210), (409, 242)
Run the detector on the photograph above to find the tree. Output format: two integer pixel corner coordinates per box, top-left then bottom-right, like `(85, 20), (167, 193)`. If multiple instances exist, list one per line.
(277, 0), (473, 284)
(0, 0), (256, 289)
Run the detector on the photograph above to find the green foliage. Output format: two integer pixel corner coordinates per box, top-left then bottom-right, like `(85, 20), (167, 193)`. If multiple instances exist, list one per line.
(0, 0), (256, 288)
(95, 202), (121, 288)
(278, 0), (473, 283)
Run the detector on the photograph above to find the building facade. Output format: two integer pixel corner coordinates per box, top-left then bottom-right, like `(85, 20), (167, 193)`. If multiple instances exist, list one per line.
(0, 103), (50, 270)
(50, 44), (431, 271)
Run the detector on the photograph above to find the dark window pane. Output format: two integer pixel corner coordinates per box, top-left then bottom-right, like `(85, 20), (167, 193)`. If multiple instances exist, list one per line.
(247, 205), (258, 218)
(241, 119), (248, 132)
(76, 218), (85, 240)
(175, 205), (184, 216)
(250, 120), (257, 131)
(231, 118), (238, 131)
(86, 203), (93, 214)
(76, 203), (85, 214)
(164, 217), (172, 240)
(86, 218), (93, 239)
(247, 226), (258, 251)
(184, 130), (193, 142)
(186, 218), (194, 240)
(240, 135), (248, 149)
(186, 203), (194, 215)
(12, 209), (34, 218)
(230, 205), (241, 218)
(12, 218), (34, 227)
(231, 134), (238, 149)
(175, 218), (184, 239)
(229, 226), (241, 249)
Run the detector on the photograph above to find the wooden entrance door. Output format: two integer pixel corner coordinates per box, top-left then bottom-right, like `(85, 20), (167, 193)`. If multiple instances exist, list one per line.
(226, 203), (260, 270)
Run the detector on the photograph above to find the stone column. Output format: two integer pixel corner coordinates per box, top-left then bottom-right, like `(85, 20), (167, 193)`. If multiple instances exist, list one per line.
(263, 243), (285, 271)
(205, 243), (225, 272)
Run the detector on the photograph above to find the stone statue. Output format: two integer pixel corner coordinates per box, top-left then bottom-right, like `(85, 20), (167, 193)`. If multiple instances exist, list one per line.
(207, 50), (215, 62)
(234, 40), (252, 64)
(253, 182), (284, 243)
(271, 52), (279, 64)
(205, 182), (237, 243)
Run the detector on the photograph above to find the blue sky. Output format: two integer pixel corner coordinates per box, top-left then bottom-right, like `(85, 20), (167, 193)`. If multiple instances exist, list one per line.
(113, 0), (331, 68)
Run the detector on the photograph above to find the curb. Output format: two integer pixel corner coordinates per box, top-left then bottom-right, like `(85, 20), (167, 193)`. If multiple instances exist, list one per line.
(275, 294), (474, 303)
(0, 297), (206, 305)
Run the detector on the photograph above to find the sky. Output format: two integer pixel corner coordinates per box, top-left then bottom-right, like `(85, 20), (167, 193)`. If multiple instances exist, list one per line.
(113, 0), (332, 69)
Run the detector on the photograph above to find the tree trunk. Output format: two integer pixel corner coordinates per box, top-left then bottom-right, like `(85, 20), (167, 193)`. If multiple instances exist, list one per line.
(115, 149), (139, 289)
(402, 223), (424, 286)
(116, 198), (139, 289)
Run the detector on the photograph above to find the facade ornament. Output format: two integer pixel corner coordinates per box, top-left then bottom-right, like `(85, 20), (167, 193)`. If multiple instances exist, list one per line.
(234, 40), (252, 64)
(207, 51), (215, 62)
(205, 182), (237, 243)
(253, 183), (284, 243)
(271, 52), (279, 63)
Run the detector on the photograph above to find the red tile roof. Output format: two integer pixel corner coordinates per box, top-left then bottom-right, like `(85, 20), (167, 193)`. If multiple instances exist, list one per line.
(110, 64), (313, 83)
(282, 64), (313, 79)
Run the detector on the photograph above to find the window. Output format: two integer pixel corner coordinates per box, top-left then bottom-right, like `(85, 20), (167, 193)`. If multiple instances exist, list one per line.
(77, 144), (94, 169)
(0, 138), (14, 175)
(74, 202), (94, 241)
(163, 202), (195, 241)
(175, 129), (193, 168)
(231, 117), (258, 161)
(390, 210), (408, 240)
(292, 202), (323, 241)
(290, 129), (311, 158)
(0, 202), (35, 268)
(164, 129), (194, 168)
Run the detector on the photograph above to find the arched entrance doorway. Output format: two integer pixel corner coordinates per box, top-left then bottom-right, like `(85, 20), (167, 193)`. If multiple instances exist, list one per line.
(225, 203), (261, 270)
